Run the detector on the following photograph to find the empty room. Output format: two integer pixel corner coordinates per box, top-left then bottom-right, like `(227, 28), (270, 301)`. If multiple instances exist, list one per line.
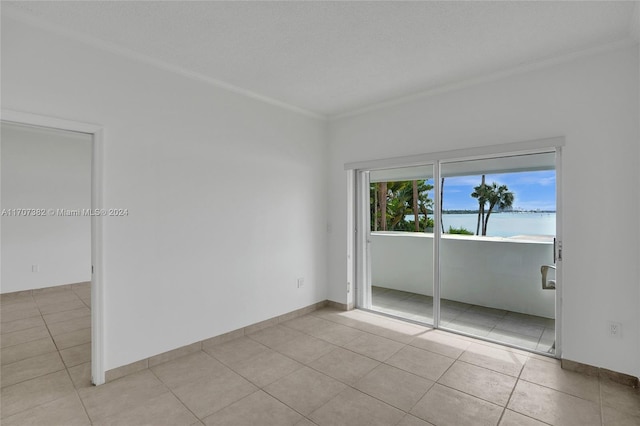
(1, 2), (639, 425)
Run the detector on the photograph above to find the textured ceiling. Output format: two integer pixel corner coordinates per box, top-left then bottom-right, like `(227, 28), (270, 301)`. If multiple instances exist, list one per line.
(3, 1), (638, 117)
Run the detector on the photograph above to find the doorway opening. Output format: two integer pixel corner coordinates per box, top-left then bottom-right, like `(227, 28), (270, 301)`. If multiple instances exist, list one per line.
(1, 111), (105, 384)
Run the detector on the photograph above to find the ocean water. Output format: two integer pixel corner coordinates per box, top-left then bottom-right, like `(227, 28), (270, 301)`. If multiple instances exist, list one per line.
(441, 212), (555, 237)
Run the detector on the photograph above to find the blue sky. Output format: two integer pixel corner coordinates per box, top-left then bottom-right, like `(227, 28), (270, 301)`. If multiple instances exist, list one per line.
(437, 170), (556, 211)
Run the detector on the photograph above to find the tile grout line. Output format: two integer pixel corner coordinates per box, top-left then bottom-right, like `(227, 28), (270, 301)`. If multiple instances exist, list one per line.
(188, 349), (284, 421)
(369, 301), (552, 420)
(1, 293), (64, 392)
(260, 376), (324, 423)
(74, 381), (95, 425)
(158, 311), (588, 417)
(0, 337), (58, 367)
(40, 290), (95, 426)
(410, 343), (515, 415)
(0, 354), (67, 389)
(249, 328), (438, 419)
(497, 351), (529, 425)
(157, 346), (317, 423)
(147, 365), (203, 423)
(217, 325), (420, 419)
(599, 375), (604, 426)
(516, 376), (604, 406)
(0, 291), (94, 423)
(302, 334), (499, 425)
(304, 379), (402, 424)
(0, 291), (42, 343)
(49, 287), (93, 424)
(5, 306), (621, 425)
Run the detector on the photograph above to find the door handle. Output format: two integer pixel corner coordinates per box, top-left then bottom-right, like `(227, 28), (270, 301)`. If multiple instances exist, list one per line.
(553, 238), (562, 263)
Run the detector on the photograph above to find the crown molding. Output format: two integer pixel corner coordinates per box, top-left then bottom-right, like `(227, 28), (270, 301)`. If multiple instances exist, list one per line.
(2, 8), (326, 121)
(331, 37), (637, 121)
(3, 6), (635, 123)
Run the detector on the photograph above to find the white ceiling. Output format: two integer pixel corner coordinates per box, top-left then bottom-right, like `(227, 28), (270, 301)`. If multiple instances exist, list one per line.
(3, 1), (638, 118)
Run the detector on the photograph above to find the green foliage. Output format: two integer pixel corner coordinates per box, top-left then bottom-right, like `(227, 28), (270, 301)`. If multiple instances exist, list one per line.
(370, 180), (434, 232)
(370, 175), (514, 236)
(447, 226), (474, 235)
(396, 216), (435, 232)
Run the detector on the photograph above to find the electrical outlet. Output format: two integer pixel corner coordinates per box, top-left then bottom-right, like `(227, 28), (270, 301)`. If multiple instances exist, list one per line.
(297, 278), (304, 288)
(607, 321), (622, 338)
(347, 282), (351, 293)
(32, 264), (40, 272)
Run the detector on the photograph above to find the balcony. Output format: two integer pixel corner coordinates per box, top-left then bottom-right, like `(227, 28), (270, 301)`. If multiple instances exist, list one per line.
(368, 232), (556, 353)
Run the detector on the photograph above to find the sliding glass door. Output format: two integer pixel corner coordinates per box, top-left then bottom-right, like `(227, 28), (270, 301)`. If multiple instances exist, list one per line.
(439, 152), (557, 354)
(359, 164), (435, 324)
(357, 149), (560, 356)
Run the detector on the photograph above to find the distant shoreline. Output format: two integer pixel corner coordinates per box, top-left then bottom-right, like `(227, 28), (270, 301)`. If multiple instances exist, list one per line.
(401, 212), (557, 237)
(441, 210), (556, 214)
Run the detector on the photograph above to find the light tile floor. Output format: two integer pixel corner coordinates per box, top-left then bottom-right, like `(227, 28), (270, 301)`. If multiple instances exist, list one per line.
(372, 287), (556, 353)
(2, 287), (639, 425)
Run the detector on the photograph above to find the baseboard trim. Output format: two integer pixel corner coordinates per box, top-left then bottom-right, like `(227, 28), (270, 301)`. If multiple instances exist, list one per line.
(105, 300), (328, 383)
(326, 300), (353, 311)
(9, 287), (638, 390)
(561, 359), (639, 388)
(0, 281), (90, 299)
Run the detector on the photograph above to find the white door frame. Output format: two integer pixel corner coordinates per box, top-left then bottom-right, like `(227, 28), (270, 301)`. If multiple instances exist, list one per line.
(350, 137), (564, 357)
(354, 170), (371, 310)
(1, 109), (106, 384)
(554, 146), (564, 358)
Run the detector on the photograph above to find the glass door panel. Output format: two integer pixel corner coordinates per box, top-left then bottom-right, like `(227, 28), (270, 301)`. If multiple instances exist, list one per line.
(365, 164), (435, 324)
(439, 153), (557, 353)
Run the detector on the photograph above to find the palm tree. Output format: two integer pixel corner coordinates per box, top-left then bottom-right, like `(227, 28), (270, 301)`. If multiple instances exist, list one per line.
(387, 181), (413, 229)
(370, 180), (434, 232)
(416, 181), (434, 230)
(372, 185), (379, 231)
(471, 177), (515, 236)
(471, 175), (488, 235)
(412, 180), (419, 232)
(378, 182), (388, 231)
(482, 183), (514, 235)
(440, 177), (445, 233)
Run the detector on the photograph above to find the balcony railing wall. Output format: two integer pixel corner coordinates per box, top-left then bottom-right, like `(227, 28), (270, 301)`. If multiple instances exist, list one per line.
(370, 232), (555, 318)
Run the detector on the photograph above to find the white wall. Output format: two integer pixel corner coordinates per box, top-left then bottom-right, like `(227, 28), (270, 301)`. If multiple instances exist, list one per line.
(371, 233), (555, 318)
(3, 13), (638, 380)
(328, 47), (640, 377)
(1, 123), (92, 292)
(1, 17), (328, 371)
